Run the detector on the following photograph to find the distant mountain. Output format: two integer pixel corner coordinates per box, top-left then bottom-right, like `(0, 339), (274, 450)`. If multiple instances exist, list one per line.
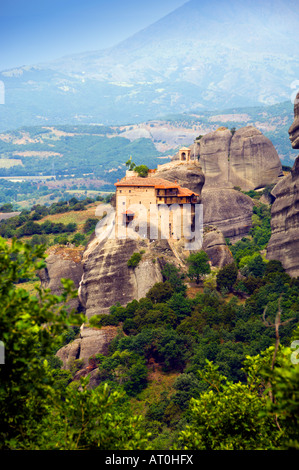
(1, 0), (299, 130)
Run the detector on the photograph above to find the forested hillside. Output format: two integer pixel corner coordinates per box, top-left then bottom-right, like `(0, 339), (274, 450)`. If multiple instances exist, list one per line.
(0, 125), (166, 182)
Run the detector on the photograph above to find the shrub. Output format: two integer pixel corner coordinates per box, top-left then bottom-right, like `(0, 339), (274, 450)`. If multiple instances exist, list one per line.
(83, 218), (98, 234)
(146, 281), (174, 304)
(71, 233), (86, 246)
(72, 202), (85, 211)
(127, 252), (142, 268)
(134, 165), (149, 178)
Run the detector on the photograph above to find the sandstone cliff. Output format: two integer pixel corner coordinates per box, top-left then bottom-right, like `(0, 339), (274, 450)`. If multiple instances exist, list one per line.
(266, 157), (299, 277)
(267, 92), (299, 277)
(155, 156), (254, 242)
(78, 233), (182, 319)
(229, 126), (283, 190)
(173, 125), (283, 191)
(201, 188), (254, 242)
(199, 127), (232, 188)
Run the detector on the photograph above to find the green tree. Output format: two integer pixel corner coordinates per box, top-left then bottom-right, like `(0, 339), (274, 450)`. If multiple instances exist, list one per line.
(134, 165), (149, 177)
(243, 337), (299, 450)
(161, 262), (186, 294)
(125, 157), (136, 171)
(22, 379), (149, 450)
(71, 232), (86, 246)
(216, 262), (238, 292)
(146, 281), (174, 304)
(0, 237), (148, 450)
(0, 203), (13, 212)
(99, 350), (148, 397)
(187, 251), (211, 284)
(174, 361), (280, 450)
(0, 237), (83, 448)
(239, 253), (266, 278)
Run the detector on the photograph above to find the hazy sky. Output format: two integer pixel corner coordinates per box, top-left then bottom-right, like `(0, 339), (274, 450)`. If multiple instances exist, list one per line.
(0, 0), (187, 71)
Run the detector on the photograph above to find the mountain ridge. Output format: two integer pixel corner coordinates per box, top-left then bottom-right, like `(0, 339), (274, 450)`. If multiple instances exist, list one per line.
(1, 0), (299, 128)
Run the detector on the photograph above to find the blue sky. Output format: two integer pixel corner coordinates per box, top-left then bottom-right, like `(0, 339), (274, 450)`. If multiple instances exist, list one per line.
(0, 0), (187, 71)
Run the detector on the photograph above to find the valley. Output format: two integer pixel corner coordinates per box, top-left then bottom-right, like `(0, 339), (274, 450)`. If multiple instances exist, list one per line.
(0, 99), (297, 208)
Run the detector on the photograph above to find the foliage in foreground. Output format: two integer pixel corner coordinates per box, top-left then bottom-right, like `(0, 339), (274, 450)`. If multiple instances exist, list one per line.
(0, 237), (147, 450)
(0, 236), (298, 450)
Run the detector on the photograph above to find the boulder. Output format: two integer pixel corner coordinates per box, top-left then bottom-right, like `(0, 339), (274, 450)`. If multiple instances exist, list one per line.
(56, 325), (120, 369)
(201, 188), (254, 242)
(229, 126), (283, 190)
(202, 227), (234, 268)
(56, 338), (81, 368)
(174, 125), (283, 191)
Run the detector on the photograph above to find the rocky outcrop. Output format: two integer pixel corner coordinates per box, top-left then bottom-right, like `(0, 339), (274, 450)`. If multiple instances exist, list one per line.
(199, 127), (232, 188)
(266, 92), (299, 277)
(173, 125), (283, 191)
(229, 126), (283, 190)
(202, 227), (234, 268)
(78, 235), (165, 319)
(56, 325), (120, 369)
(201, 188), (254, 242)
(156, 160), (205, 197)
(266, 157), (299, 277)
(38, 246), (84, 311)
(158, 154), (254, 242)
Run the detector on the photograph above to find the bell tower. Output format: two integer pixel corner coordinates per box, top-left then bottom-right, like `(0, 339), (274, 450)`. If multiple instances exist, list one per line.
(179, 147), (191, 162)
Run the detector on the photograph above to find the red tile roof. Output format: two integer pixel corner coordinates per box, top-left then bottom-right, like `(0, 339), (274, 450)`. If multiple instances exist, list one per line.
(115, 176), (178, 188)
(115, 176), (199, 197)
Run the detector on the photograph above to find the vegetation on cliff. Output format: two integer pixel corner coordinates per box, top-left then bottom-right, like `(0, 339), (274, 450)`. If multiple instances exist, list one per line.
(0, 226), (298, 450)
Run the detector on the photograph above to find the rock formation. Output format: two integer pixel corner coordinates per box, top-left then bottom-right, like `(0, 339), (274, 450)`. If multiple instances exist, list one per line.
(157, 154), (254, 242)
(78, 234), (169, 319)
(266, 157), (299, 277)
(56, 325), (120, 369)
(201, 188), (254, 242)
(267, 92), (299, 277)
(198, 127), (232, 188)
(38, 246), (84, 311)
(173, 125), (283, 191)
(202, 226), (234, 268)
(155, 159), (205, 197)
(229, 126), (283, 190)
